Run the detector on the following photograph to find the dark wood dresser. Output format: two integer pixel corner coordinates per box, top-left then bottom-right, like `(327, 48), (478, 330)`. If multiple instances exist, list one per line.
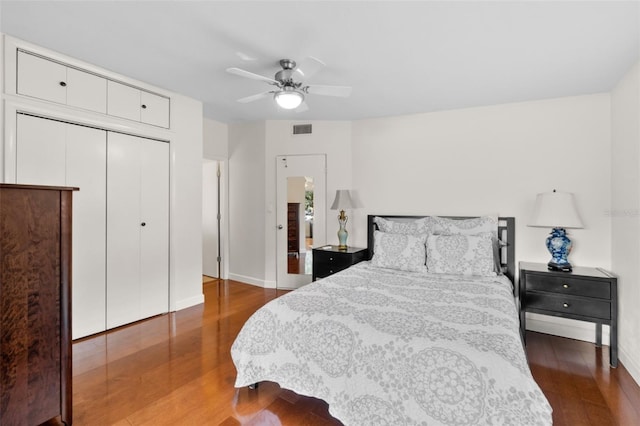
(0, 184), (77, 425)
(519, 261), (618, 367)
(287, 203), (300, 254)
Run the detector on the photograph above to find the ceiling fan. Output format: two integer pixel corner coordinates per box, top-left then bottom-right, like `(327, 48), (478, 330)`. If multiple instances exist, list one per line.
(226, 57), (352, 110)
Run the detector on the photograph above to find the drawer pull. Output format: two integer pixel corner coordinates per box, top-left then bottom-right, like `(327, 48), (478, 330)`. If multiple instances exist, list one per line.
(563, 303), (570, 308)
(562, 284), (569, 289)
(329, 257), (333, 261)
(59, 81), (67, 87)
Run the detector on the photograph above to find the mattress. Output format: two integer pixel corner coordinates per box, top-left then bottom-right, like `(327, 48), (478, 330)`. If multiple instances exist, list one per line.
(231, 262), (552, 425)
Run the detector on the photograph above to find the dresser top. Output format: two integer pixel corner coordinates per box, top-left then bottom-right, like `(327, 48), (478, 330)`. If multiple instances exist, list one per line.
(519, 261), (615, 279)
(313, 245), (366, 254)
(0, 183), (79, 191)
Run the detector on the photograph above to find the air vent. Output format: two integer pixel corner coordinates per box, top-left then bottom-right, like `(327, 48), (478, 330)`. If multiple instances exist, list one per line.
(293, 124), (312, 135)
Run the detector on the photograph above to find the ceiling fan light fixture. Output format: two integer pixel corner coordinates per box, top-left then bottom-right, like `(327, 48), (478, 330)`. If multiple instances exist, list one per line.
(274, 88), (304, 109)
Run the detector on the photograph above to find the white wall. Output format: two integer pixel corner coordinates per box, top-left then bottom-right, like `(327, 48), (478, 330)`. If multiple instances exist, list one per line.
(204, 117), (228, 159)
(350, 95), (612, 269)
(202, 160), (218, 277)
(611, 61), (640, 384)
(228, 121), (267, 286)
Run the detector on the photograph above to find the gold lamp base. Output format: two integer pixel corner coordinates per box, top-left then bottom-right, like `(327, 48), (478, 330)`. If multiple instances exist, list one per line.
(337, 209), (348, 250)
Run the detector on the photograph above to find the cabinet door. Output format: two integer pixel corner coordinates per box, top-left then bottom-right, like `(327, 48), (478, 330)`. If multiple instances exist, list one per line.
(107, 133), (169, 328)
(140, 91), (170, 128)
(17, 51), (67, 104)
(67, 68), (107, 114)
(66, 125), (107, 339)
(107, 80), (141, 122)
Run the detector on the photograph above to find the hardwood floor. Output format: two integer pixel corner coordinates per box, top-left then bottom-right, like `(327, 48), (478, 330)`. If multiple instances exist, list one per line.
(44, 279), (640, 425)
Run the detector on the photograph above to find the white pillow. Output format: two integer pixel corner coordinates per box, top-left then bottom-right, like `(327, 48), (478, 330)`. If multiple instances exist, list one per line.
(431, 215), (498, 239)
(374, 216), (433, 235)
(371, 230), (428, 273)
(426, 233), (496, 276)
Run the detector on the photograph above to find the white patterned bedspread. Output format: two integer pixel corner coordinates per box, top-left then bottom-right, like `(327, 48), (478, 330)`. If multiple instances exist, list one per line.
(231, 262), (552, 425)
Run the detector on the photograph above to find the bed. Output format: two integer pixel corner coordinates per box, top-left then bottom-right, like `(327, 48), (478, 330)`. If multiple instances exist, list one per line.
(231, 215), (552, 425)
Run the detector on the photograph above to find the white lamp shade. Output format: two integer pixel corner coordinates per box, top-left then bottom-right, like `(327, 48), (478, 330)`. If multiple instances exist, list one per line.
(274, 89), (304, 109)
(529, 191), (584, 229)
(330, 190), (353, 210)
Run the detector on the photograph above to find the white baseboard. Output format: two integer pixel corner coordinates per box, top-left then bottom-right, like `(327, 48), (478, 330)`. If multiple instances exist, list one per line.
(174, 294), (205, 311)
(228, 273), (276, 288)
(619, 345), (640, 386)
(526, 313), (610, 346)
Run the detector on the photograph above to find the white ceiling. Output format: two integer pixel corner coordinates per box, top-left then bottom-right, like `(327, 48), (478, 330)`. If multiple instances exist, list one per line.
(1, 1), (638, 123)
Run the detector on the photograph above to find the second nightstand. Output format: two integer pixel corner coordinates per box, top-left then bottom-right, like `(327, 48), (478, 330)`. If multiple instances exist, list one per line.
(519, 261), (618, 367)
(312, 246), (367, 281)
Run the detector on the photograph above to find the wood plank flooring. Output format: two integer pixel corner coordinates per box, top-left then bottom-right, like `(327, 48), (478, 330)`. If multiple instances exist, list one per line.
(43, 279), (640, 425)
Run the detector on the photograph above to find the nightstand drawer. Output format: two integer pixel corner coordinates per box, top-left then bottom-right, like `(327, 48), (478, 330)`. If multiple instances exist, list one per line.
(526, 274), (610, 299)
(527, 292), (611, 320)
(312, 246), (367, 281)
(314, 253), (352, 269)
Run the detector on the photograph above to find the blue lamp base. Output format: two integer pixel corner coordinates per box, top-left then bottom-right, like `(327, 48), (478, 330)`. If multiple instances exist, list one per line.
(546, 227), (573, 272)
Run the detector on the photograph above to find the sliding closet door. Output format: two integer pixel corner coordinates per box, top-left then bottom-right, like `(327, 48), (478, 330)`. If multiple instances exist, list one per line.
(139, 140), (170, 319)
(16, 114), (107, 339)
(107, 133), (169, 329)
(66, 125), (107, 338)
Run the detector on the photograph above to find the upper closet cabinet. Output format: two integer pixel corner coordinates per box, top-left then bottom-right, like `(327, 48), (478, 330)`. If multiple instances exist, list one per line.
(107, 81), (170, 128)
(17, 50), (107, 114)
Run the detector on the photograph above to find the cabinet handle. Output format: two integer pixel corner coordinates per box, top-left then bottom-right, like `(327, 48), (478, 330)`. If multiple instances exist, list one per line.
(141, 222), (146, 227)
(329, 257), (333, 261)
(562, 284), (569, 289)
(59, 81), (67, 87)
(563, 303), (569, 308)
(141, 104), (147, 109)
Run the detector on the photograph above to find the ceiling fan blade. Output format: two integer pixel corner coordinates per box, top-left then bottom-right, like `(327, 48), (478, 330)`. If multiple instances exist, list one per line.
(295, 56), (326, 80)
(227, 67), (278, 85)
(304, 85), (352, 97)
(237, 91), (274, 103)
(296, 102), (309, 113)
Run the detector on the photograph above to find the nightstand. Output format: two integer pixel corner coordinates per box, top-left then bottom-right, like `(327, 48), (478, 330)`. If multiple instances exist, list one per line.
(519, 261), (618, 367)
(312, 246), (367, 281)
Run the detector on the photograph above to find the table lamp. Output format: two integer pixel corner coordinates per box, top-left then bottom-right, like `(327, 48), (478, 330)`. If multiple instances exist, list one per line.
(528, 190), (584, 272)
(330, 190), (353, 250)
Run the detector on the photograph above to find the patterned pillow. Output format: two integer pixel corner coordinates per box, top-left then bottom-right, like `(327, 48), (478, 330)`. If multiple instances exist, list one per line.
(431, 215), (498, 239)
(371, 230), (428, 273)
(374, 216), (433, 235)
(426, 233), (496, 276)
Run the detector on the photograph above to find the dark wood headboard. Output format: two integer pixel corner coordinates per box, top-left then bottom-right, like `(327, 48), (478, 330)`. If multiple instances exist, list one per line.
(366, 215), (516, 283)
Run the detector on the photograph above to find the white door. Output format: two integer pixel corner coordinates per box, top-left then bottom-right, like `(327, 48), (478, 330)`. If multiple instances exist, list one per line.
(107, 132), (169, 329)
(276, 155), (326, 289)
(16, 114), (107, 339)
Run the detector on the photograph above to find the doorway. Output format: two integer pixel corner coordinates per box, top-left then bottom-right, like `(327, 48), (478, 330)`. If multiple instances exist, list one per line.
(203, 159), (221, 283)
(276, 154), (326, 289)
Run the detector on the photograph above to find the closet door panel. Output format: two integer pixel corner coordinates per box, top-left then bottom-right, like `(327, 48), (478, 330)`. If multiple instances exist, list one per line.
(139, 140), (170, 319)
(66, 125), (107, 338)
(107, 81), (141, 122)
(17, 51), (67, 104)
(16, 114), (66, 186)
(67, 68), (107, 114)
(140, 91), (169, 128)
(106, 133), (142, 329)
